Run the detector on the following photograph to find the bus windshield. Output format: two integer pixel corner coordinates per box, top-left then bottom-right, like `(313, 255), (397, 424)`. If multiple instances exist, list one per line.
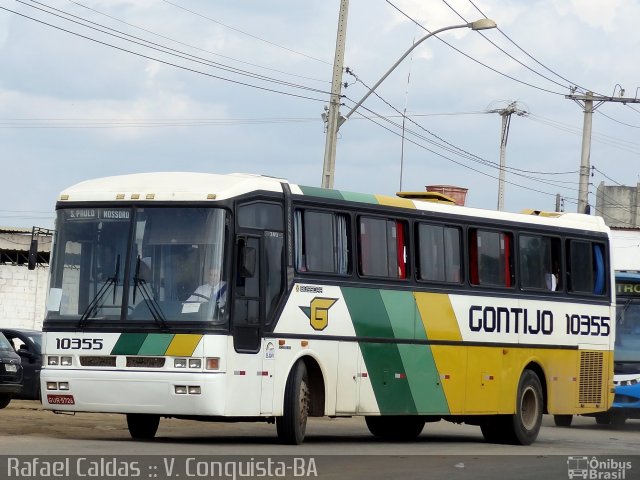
(46, 207), (228, 326)
(616, 297), (640, 363)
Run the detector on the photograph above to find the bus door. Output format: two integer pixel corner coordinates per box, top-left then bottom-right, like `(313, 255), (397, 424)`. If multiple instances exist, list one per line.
(232, 201), (285, 414)
(233, 235), (262, 353)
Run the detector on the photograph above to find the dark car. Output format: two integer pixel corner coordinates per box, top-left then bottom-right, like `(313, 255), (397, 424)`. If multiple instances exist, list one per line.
(0, 331), (23, 409)
(0, 329), (42, 401)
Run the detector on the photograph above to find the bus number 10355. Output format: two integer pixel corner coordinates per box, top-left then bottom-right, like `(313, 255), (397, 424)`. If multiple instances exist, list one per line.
(565, 314), (610, 337)
(55, 338), (104, 350)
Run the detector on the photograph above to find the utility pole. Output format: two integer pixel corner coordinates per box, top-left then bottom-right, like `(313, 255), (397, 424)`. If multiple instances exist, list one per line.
(487, 101), (526, 211)
(566, 88), (640, 213)
(321, 0), (349, 189)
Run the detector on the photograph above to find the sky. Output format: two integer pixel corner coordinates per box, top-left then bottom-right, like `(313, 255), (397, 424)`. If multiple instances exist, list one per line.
(1, 0), (640, 230)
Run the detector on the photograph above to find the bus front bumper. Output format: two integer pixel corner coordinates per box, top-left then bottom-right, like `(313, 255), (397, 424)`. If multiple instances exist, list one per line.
(41, 369), (227, 416)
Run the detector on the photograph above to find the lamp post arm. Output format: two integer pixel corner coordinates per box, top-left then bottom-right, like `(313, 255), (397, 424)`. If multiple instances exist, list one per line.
(340, 23), (469, 125)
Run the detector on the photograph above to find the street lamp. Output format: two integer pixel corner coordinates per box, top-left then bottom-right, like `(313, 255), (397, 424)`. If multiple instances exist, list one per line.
(321, 18), (497, 189)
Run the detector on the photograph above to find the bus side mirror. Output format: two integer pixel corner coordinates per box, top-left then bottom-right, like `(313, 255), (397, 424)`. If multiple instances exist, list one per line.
(28, 239), (38, 271)
(240, 246), (256, 278)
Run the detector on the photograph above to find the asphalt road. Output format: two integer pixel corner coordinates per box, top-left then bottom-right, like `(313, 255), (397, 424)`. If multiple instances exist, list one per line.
(1, 401), (639, 479)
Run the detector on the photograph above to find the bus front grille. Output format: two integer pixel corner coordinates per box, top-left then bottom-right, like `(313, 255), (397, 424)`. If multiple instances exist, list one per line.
(126, 357), (166, 368)
(579, 351), (604, 405)
(79, 356), (117, 367)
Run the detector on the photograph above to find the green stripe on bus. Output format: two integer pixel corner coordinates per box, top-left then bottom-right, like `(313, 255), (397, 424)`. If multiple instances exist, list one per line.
(380, 290), (450, 414)
(110, 333), (148, 355)
(342, 287), (417, 414)
(138, 334), (175, 356)
(298, 185), (344, 200)
(299, 185), (380, 205)
(340, 191), (378, 204)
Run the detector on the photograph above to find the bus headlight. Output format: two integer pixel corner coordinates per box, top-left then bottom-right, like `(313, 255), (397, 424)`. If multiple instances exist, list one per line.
(174, 359), (187, 368)
(60, 356), (73, 366)
(188, 359), (201, 369)
(47, 356), (59, 366)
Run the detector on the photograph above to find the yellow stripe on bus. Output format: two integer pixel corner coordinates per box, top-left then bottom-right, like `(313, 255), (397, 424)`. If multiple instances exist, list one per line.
(414, 292), (462, 341)
(374, 194), (415, 209)
(165, 334), (203, 356)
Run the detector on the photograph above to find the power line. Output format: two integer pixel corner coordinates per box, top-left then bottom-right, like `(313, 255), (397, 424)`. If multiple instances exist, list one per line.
(346, 70), (579, 185)
(160, 0), (332, 66)
(384, 0), (566, 96)
(465, 0), (595, 96)
(0, 6), (328, 103)
(441, 0), (570, 92)
(0, 116), (321, 128)
(65, 0), (328, 85)
(345, 97), (581, 198)
(597, 110), (640, 129)
(19, 0), (329, 95)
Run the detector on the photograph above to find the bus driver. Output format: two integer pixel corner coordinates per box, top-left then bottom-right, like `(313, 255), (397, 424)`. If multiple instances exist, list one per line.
(187, 266), (227, 307)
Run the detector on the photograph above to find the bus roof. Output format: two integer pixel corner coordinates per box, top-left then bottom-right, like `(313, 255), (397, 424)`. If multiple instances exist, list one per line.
(58, 172), (609, 234)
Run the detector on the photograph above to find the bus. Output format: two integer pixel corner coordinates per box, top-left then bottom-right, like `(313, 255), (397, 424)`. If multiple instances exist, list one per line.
(33, 172), (614, 445)
(603, 271), (640, 424)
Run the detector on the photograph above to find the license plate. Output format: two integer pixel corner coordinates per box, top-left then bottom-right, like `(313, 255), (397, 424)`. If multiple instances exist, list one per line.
(5, 364), (17, 373)
(47, 394), (75, 405)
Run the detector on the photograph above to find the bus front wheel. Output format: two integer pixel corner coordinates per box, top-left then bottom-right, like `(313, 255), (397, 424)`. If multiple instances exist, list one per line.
(0, 394), (11, 409)
(553, 414), (573, 427)
(126, 413), (160, 440)
(365, 416), (425, 441)
(276, 361), (309, 445)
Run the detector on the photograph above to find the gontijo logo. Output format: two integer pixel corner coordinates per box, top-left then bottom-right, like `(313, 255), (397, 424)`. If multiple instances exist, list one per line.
(300, 298), (338, 331)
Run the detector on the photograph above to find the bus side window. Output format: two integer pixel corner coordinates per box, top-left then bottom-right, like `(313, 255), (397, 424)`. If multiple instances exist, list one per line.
(417, 223), (462, 283)
(566, 239), (607, 295)
(469, 229), (513, 287)
(519, 235), (561, 291)
(294, 210), (350, 275)
(358, 216), (407, 279)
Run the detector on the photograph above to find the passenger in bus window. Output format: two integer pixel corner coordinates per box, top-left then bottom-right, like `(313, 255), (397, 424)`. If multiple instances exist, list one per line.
(187, 266), (227, 307)
(545, 260), (560, 291)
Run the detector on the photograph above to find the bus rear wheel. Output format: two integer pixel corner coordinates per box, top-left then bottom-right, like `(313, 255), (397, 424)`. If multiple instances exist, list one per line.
(126, 413), (160, 440)
(276, 361), (309, 445)
(365, 416), (425, 441)
(481, 369), (543, 445)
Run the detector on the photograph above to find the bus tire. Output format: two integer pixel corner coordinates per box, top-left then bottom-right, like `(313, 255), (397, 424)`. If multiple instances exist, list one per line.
(595, 412), (611, 425)
(276, 361), (309, 445)
(553, 414), (573, 427)
(365, 416), (425, 441)
(0, 394), (11, 409)
(481, 370), (543, 445)
(611, 411), (627, 426)
(126, 413), (160, 440)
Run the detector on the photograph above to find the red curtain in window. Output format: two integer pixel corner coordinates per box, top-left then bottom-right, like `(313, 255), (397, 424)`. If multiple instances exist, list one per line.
(503, 233), (512, 287)
(396, 221), (406, 279)
(469, 230), (479, 285)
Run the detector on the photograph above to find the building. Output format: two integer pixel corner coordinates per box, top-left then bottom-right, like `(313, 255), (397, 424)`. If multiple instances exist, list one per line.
(595, 182), (640, 271)
(0, 227), (51, 329)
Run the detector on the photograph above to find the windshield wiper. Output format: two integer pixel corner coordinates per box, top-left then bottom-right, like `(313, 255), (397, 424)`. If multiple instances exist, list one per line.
(133, 256), (168, 330)
(78, 254), (120, 328)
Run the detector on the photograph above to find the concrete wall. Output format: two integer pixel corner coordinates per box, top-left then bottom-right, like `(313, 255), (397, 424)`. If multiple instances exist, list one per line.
(0, 265), (48, 330)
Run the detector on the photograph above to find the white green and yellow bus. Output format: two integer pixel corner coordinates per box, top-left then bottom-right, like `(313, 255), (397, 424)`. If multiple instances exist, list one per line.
(34, 172), (614, 445)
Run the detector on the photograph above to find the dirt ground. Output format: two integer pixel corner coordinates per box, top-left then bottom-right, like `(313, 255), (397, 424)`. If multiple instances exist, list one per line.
(1, 400), (132, 439)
